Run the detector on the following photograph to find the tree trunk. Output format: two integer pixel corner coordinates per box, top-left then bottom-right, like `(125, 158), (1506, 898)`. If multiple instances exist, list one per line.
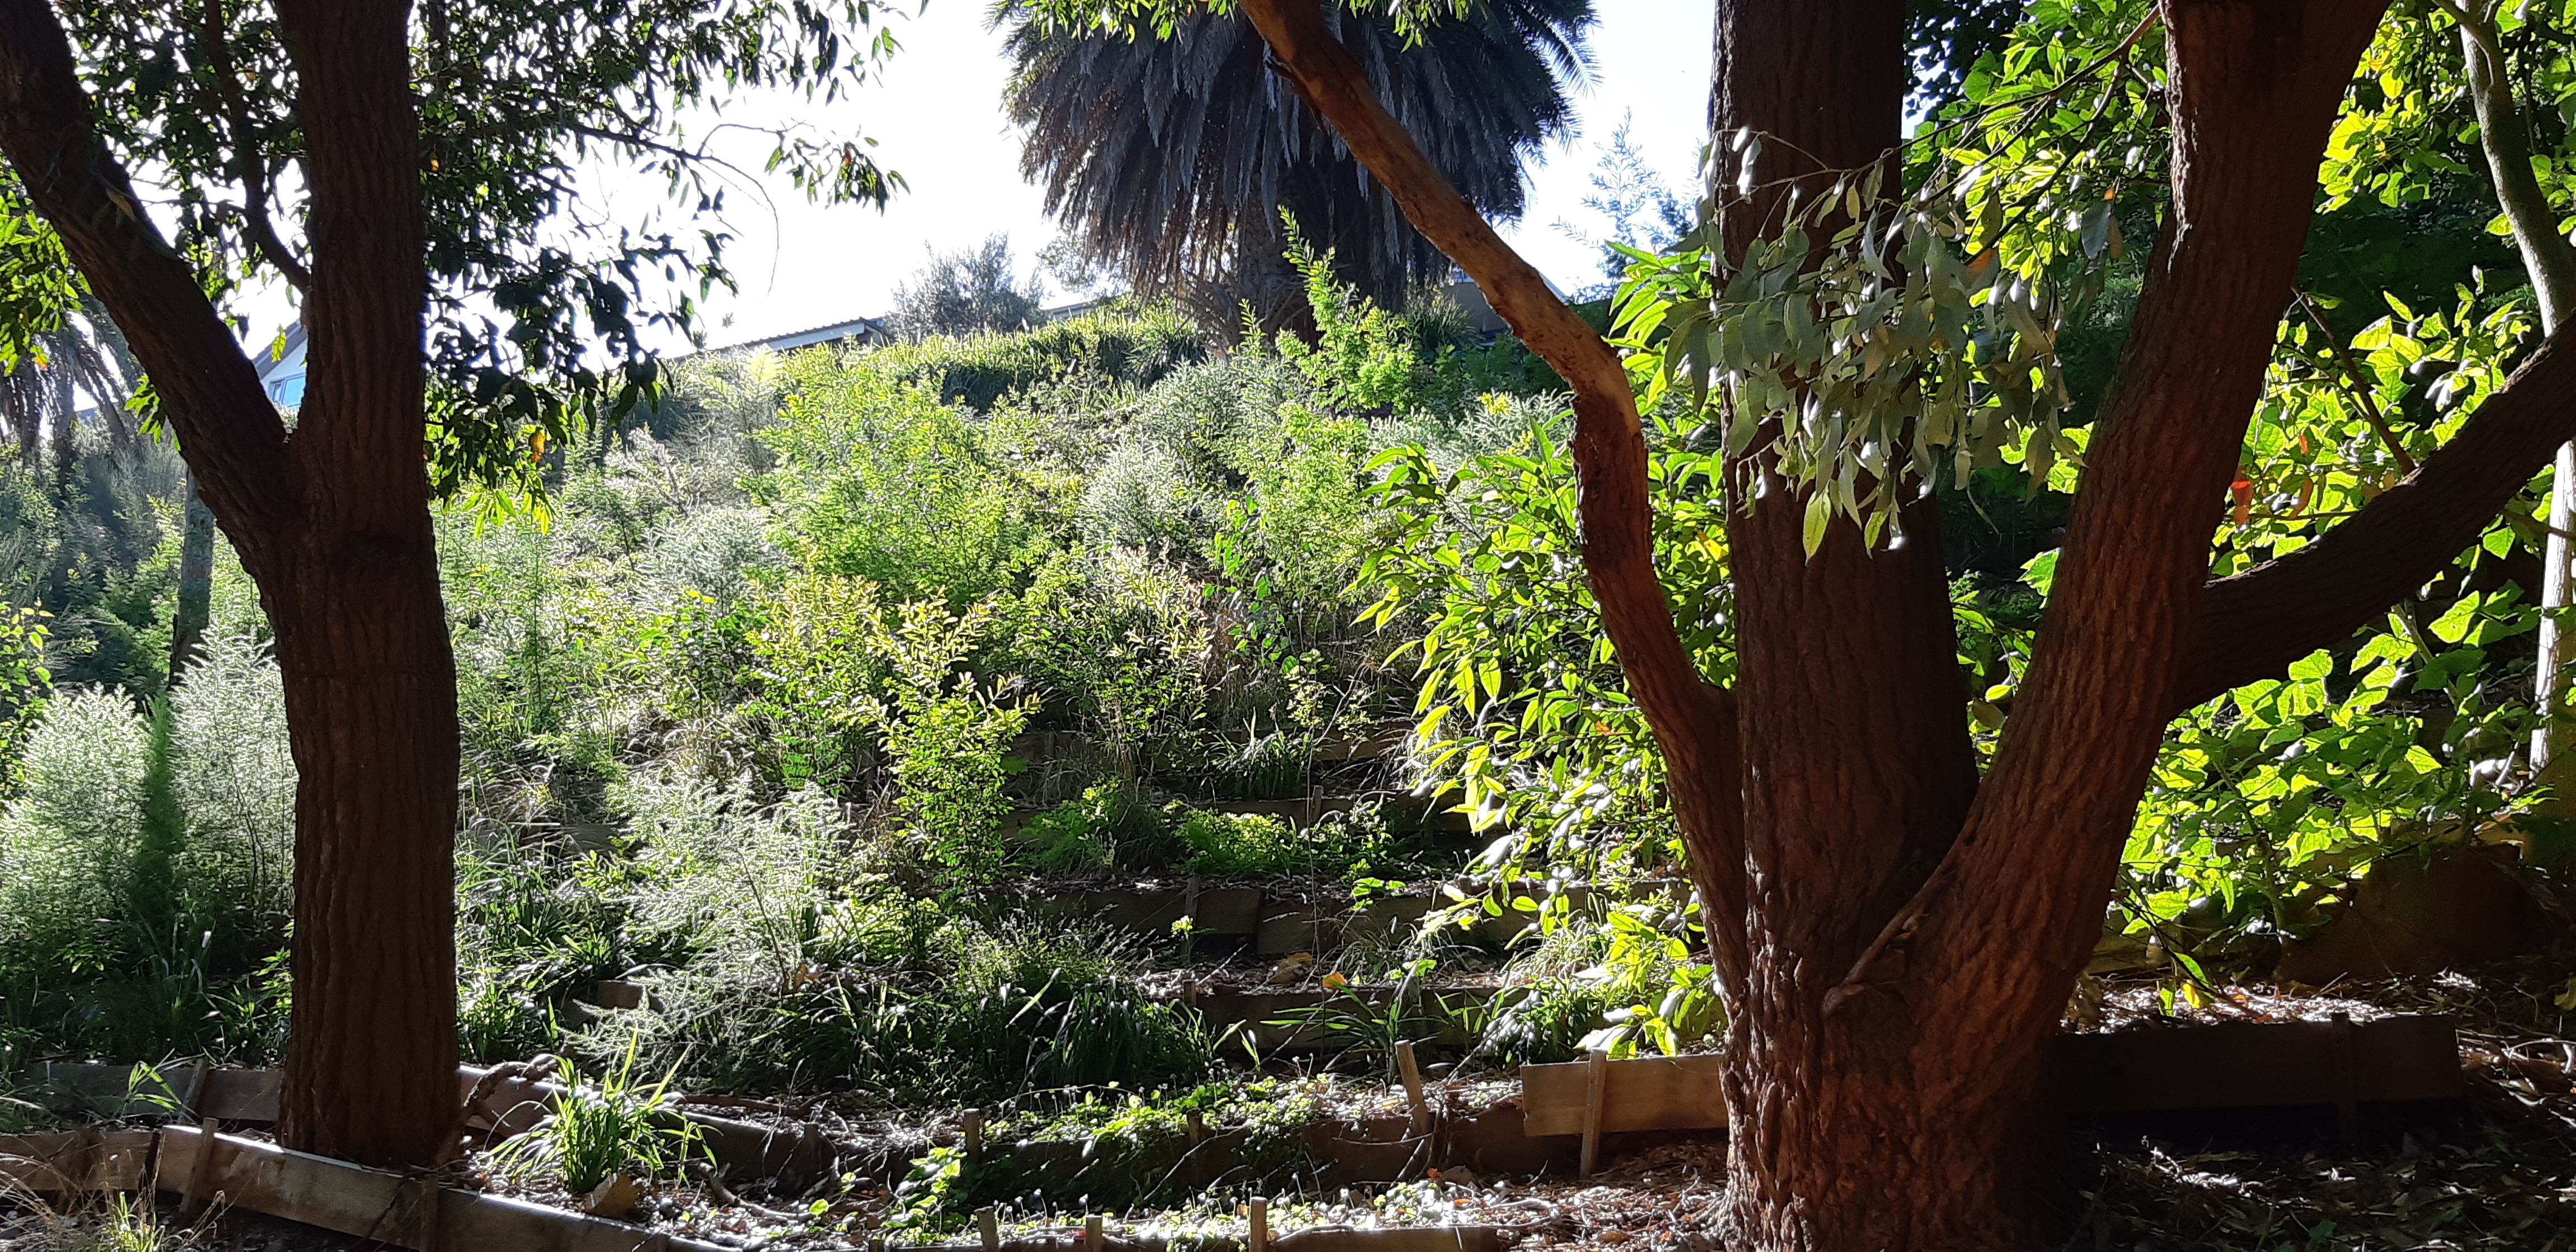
(167, 468), (216, 682)
(271, 528), (457, 1164)
(3, 362), (37, 464)
(265, 0), (457, 1166)
(44, 333), (74, 491)
(1701, 4), (1996, 1242)
(1237, 0), (2459, 1245)
(1779, 7), (2384, 1248)
(0, 0), (457, 1167)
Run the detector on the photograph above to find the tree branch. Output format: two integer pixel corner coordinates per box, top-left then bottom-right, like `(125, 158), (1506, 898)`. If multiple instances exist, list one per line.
(197, 0), (312, 293)
(2175, 330), (2576, 710)
(0, 0), (299, 551)
(1232, 0), (1748, 964)
(2441, 0), (2576, 326)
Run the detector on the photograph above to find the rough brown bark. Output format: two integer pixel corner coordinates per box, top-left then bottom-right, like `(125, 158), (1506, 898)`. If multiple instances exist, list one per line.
(1239, 0), (2414, 1246)
(1702, 4), (1993, 1244)
(2179, 334), (2576, 709)
(1805, 7), (2388, 1244)
(0, 0), (459, 1167)
(266, 0), (457, 1166)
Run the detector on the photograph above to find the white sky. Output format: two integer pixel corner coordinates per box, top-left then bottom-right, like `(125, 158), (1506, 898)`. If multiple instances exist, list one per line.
(652, 0), (1717, 349)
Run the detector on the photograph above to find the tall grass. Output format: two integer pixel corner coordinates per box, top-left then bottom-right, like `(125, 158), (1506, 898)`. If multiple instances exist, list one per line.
(489, 1042), (702, 1195)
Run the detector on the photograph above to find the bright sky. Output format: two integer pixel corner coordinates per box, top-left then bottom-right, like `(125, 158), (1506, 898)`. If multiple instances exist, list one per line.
(212, 3), (1713, 358)
(651, 0), (1717, 350)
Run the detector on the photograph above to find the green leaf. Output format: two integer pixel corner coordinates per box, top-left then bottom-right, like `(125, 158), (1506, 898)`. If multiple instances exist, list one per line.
(2428, 594), (2479, 644)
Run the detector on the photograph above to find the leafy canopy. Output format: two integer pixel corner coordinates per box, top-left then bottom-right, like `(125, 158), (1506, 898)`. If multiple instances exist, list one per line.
(42, 0), (908, 507)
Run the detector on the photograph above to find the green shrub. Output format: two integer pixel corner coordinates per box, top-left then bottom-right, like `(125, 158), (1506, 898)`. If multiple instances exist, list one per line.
(1169, 805), (1400, 880)
(638, 506), (781, 604)
(168, 625), (295, 926)
(618, 767), (850, 983)
(1469, 978), (1616, 1070)
(0, 686), (150, 976)
(757, 358), (1062, 605)
(1007, 553), (1216, 785)
(1018, 795), (1112, 872)
(0, 604), (50, 769)
(0, 634), (297, 1062)
(866, 302), (1206, 411)
(454, 838), (651, 1063)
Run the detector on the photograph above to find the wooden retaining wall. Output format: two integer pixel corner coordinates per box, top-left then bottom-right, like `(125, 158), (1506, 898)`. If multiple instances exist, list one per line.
(0, 1126), (1502, 1252)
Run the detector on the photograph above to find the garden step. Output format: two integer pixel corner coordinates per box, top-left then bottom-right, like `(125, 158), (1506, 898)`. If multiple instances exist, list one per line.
(1516, 1013), (2465, 1137)
(1002, 876), (1694, 956)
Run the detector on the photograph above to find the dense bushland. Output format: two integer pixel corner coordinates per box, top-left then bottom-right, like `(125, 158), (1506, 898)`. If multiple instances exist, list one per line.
(0, 252), (1580, 1103)
(1, 163), (2569, 1125)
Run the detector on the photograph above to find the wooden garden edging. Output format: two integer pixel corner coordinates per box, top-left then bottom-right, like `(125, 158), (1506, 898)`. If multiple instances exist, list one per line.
(1, 1126), (1498, 1252)
(892, 1226), (1501, 1252)
(34, 1061), (839, 1191)
(1523, 1014), (2465, 1166)
(1, 1125), (735, 1251)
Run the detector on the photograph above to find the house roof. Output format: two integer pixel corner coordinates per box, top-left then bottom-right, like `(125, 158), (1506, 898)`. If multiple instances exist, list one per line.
(699, 315), (893, 355)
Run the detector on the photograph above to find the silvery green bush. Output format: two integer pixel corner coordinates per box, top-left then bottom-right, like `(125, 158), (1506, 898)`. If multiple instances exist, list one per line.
(0, 685), (150, 971)
(172, 623), (296, 919)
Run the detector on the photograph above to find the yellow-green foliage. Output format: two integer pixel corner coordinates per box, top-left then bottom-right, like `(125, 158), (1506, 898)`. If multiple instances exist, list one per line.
(863, 301), (1204, 411)
(756, 353), (1063, 604)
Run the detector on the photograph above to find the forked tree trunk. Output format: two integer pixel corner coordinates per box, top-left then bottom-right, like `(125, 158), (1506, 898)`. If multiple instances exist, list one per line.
(1708, 5), (2384, 1245)
(0, 0), (459, 1166)
(1239, 0), (2392, 1245)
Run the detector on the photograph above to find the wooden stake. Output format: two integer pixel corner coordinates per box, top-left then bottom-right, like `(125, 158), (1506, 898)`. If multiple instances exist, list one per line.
(1182, 875), (1200, 964)
(1249, 1196), (1270, 1252)
(176, 1062), (210, 1119)
(978, 1207), (1001, 1252)
(963, 1109), (986, 1164)
(406, 1175), (446, 1252)
(1394, 1041), (1429, 1135)
(1578, 1048), (1608, 1177)
(1085, 1215), (1104, 1248)
(177, 1116), (218, 1216)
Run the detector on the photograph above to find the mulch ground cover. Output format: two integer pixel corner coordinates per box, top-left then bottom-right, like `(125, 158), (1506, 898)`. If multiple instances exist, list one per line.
(17, 959), (2576, 1249)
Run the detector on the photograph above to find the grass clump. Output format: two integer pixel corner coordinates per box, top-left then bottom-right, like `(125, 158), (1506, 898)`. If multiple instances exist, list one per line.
(0, 1187), (212, 1252)
(489, 1043), (702, 1196)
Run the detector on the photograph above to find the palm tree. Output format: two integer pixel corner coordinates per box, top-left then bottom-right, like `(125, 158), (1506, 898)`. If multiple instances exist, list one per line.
(997, 0), (1591, 331)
